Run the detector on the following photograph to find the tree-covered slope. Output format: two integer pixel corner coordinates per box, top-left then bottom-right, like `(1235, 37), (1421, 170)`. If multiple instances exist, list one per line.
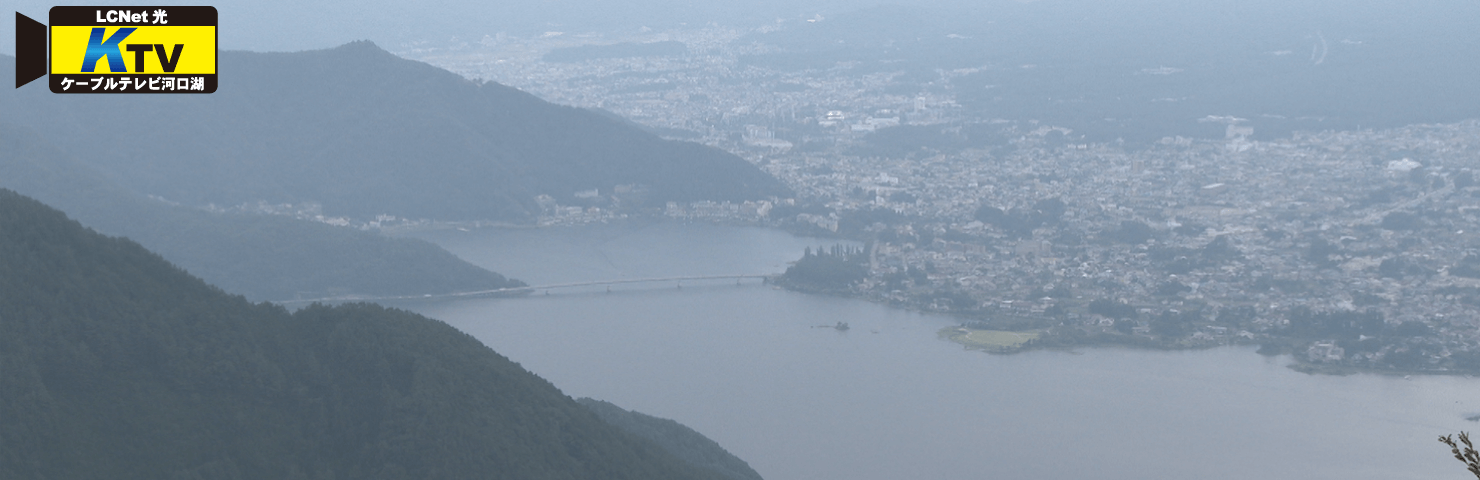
(0, 124), (521, 301)
(0, 188), (726, 479)
(579, 398), (764, 480)
(0, 44), (790, 222)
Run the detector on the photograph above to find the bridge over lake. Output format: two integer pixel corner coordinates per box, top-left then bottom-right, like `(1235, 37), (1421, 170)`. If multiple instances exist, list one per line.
(276, 274), (773, 305)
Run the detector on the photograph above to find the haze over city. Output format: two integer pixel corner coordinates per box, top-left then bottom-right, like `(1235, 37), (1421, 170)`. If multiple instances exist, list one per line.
(4, 1), (1480, 479)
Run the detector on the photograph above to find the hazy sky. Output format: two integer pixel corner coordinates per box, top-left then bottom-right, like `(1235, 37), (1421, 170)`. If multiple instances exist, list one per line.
(6, 0), (886, 53)
(10, 0), (1467, 54)
(5, 0), (1472, 54)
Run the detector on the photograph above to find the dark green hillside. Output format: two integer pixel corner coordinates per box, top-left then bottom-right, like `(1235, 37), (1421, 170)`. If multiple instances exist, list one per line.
(580, 398), (764, 480)
(0, 189), (728, 479)
(0, 125), (520, 301)
(0, 45), (789, 221)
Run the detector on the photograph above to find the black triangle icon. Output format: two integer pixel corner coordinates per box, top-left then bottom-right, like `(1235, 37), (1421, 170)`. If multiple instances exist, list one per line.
(15, 12), (46, 89)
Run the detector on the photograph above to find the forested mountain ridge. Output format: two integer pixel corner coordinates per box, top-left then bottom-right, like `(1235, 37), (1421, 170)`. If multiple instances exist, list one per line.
(0, 125), (522, 301)
(0, 188), (734, 479)
(579, 398), (764, 480)
(0, 43), (790, 221)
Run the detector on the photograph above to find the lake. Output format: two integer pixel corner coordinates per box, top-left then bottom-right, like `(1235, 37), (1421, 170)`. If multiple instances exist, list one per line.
(399, 221), (1480, 480)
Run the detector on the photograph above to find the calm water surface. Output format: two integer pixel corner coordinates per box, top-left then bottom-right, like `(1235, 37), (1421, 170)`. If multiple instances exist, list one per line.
(400, 221), (1480, 480)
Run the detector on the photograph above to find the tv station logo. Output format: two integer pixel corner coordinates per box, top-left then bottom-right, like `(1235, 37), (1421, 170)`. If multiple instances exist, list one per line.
(14, 6), (217, 93)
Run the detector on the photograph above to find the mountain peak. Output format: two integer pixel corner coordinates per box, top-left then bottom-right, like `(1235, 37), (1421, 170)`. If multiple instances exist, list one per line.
(323, 39), (395, 58)
(336, 39), (383, 51)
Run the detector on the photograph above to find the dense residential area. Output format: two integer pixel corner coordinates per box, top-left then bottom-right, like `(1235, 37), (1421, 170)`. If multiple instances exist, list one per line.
(409, 28), (1480, 373)
(775, 121), (1480, 374)
(9, 2), (1480, 479)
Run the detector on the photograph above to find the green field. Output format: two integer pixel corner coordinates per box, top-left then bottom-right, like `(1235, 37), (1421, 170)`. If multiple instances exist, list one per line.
(941, 327), (1040, 351)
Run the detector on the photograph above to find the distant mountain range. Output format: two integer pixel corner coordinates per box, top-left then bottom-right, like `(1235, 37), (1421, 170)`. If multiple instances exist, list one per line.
(0, 125), (522, 302)
(0, 42), (790, 222)
(0, 188), (750, 480)
(739, 0), (1480, 144)
(0, 39), (789, 300)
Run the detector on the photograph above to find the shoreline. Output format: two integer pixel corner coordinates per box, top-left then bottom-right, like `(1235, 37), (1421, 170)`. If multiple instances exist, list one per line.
(772, 278), (1477, 378)
(384, 218), (1472, 378)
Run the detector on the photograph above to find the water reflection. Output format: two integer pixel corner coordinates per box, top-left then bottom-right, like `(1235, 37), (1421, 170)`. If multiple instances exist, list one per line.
(400, 222), (1477, 480)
